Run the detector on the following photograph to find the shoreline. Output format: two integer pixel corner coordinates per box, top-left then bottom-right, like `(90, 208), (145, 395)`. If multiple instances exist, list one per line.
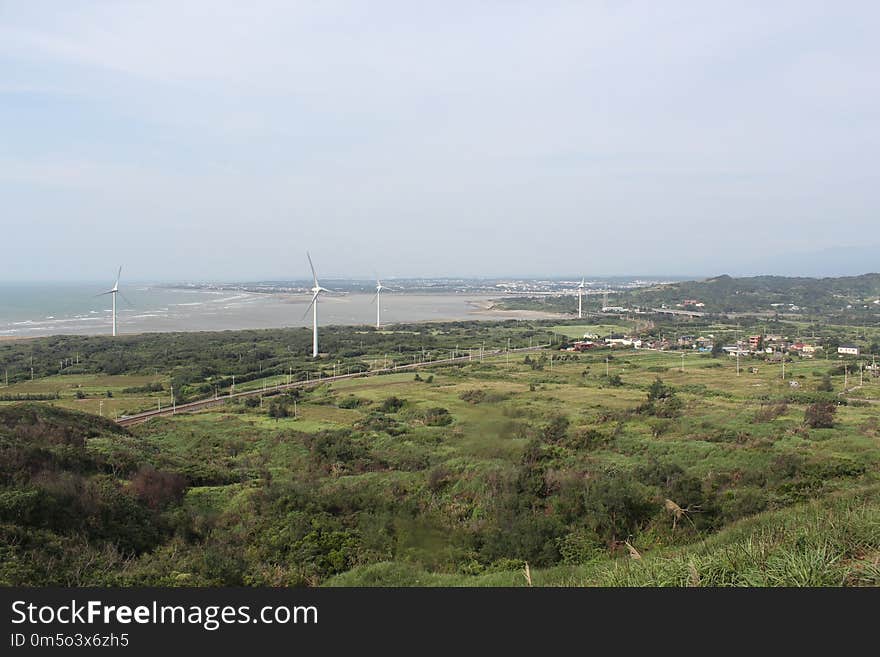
(0, 307), (569, 341)
(465, 298), (569, 320)
(0, 292), (571, 340)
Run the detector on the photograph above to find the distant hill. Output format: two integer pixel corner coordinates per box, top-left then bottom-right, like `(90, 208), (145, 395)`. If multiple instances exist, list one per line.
(628, 272), (880, 314)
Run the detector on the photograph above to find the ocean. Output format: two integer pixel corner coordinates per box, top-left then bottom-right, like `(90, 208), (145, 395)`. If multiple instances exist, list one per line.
(0, 283), (542, 338)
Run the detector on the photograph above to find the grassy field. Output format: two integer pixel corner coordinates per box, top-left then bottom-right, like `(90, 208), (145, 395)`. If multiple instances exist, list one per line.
(0, 372), (168, 418)
(2, 321), (878, 587)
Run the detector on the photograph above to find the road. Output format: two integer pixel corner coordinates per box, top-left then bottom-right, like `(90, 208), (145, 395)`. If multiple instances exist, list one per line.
(116, 345), (549, 427)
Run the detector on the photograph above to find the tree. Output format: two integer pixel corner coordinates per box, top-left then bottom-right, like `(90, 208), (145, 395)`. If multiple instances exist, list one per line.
(641, 378), (683, 418)
(268, 400), (289, 419)
(128, 467), (187, 510)
(582, 473), (655, 542)
(541, 415), (570, 443)
(647, 378), (673, 402)
(804, 402), (836, 429)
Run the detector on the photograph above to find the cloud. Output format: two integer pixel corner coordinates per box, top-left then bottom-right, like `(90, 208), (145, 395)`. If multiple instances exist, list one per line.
(1, 1), (879, 280)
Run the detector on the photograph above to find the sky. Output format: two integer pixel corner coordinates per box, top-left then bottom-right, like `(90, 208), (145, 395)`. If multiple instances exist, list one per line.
(1, 1), (879, 281)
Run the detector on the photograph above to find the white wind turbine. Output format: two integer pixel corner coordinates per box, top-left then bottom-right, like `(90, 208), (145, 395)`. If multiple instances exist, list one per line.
(577, 277), (585, 319)
(97, 266), (123, 336)
(371, 278), (395, 328)
(303, 252), (330, 357)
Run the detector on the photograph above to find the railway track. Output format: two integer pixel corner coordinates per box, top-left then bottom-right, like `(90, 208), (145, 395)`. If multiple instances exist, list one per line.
(116, 345), (548, 427)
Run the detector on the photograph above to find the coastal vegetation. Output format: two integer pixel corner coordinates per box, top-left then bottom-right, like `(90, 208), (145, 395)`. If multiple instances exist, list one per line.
(1, 317), (878, 586)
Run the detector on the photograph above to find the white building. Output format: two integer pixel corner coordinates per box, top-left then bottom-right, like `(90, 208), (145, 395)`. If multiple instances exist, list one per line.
(838, 345), (860, 356)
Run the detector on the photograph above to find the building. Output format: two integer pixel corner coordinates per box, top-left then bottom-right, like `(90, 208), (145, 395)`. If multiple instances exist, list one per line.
(838, 345), (860, 356)
(572, 341), (599, 351)
(748, 335), (763, 351)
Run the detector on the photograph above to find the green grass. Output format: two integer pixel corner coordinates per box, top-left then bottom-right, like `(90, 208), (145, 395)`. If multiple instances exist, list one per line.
(3, 321), (879, 587)
(326, 485), (880, 586)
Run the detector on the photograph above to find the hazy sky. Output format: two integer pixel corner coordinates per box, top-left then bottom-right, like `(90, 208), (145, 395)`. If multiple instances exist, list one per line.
(2, 1), (879, 281)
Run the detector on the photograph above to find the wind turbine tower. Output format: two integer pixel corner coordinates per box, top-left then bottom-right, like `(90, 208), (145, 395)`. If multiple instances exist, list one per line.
(374, 279), (386, 328)
(304, 253), (329, 357)
(98, 267), (122, 337)
(577, 277), (585, 319)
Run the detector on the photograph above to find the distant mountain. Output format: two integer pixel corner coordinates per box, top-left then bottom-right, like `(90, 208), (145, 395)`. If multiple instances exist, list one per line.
(628, 272), (880, 314)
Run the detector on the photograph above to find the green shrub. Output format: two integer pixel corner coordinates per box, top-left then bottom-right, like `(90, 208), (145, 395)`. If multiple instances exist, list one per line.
(379, 396), (406, 413)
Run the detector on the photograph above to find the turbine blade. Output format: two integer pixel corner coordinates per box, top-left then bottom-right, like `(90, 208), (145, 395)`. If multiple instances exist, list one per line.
(116, 266), (122, 287)
(119, 292), (134, 308)
(301, 293), (318, 320)
(370, 292), (378, 305)
(307, 252), (319, 287)
(95, 290), (114, 297)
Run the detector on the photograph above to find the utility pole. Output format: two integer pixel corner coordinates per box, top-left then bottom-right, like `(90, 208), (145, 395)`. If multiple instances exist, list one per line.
(680, 352), (685, 373)
(232, 374), (235, 394)
(99, 400), (104, 417)
(171, 384), (175, 415)
(736, 350), (740, 376)
(293, 398), (297, 418)
(507, 338), (510, 365)
(605, 356), (609, 377)
(782, 356), (785, 381)
(844, 365), (849, 391)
